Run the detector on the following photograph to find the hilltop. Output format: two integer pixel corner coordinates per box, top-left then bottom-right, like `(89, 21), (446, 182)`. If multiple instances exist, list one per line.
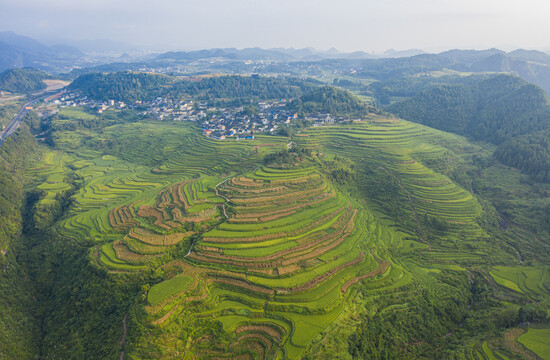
(0, 68), (49, 94)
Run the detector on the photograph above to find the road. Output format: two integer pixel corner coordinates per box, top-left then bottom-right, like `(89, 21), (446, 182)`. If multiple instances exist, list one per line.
(0, 91), (60, 147)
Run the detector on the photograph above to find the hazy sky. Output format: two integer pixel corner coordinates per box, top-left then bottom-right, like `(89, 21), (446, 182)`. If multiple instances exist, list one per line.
(1, 0), (549, 52)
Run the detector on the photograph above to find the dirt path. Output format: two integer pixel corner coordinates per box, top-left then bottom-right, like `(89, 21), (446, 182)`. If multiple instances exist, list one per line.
(184, 176), (234, 257)
(118, 313), (128, 360)
(214, 177), (232, 202)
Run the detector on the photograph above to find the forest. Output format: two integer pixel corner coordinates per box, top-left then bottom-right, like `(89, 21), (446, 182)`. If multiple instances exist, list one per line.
(68, 71), (172, 102)
(287, 85), (371, 116)
(0, 68), (48, 93)
(388, 74), (550, 181)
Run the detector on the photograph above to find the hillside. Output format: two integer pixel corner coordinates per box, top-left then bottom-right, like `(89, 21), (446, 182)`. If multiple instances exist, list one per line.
(171, 74), (318, 103)
(68, 71), (172, 102)
(0, 64), (549, 360)
(0, 68), (48, 93)
(68, 72), (372, 115)
(0, 31), (83, 73)
(388, 74), (550, 180)
(0, 103), (542, 359)
(287, 85), (371, 117)
(494, 129), (550, 182)
(0, 126), (41, 359)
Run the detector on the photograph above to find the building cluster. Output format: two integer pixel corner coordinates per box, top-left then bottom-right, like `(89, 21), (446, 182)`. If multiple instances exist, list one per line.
(47, 93), (345, 140)
(199, 100), (301, 140)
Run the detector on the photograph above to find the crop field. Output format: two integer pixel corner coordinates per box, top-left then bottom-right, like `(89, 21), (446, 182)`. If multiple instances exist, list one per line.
(490, 266), (550, 301)
(31, 118), (401, 358)
(26, 150), (74, 206)
(294, 120), (495, 265)
(130, 166), (395, 359)
(458, 340), (515, 360)
(517, 327), (550, 360)
(42, 122), (287, 248)
(27, 111), (549, 359)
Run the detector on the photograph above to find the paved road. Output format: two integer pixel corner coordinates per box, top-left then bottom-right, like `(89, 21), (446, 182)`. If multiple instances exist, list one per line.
(0, 91), (59, 147)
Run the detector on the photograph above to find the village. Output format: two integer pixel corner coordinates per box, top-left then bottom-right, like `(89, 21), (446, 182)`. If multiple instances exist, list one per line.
(44, 92), (343, 140)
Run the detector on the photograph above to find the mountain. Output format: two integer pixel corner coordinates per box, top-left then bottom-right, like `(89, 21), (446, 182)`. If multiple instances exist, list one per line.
(0, 31), (52, 53)
(153, 47), (381, 62)
(155, 48), (294, 61)
(438, 49), (550, 94)
(508, 49), (550, 65)
(0, 31), (83, 72)
(383, 48), (426, 58)
(49, 44), (84, 57)
(437, 48), (505, 66)
(0, 31), (82, 58)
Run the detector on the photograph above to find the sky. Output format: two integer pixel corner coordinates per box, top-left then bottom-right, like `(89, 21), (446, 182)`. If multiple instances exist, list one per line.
(1, 0), (549, 53)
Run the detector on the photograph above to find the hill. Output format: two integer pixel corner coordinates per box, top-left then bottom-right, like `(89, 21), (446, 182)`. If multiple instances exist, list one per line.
(171, 74), (319, 103)
(69, 72), (367, 111)
(1, 55), (549, 360)
(68, 71), (172, 102)
(0, 68), (49, 93)
(287, 85), (371, 116)
(388, 74), (550, 180)
(0, 126), (41, 359)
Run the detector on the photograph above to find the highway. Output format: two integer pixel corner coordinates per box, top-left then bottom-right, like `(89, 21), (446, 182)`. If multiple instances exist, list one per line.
(0, 91), (59, 148)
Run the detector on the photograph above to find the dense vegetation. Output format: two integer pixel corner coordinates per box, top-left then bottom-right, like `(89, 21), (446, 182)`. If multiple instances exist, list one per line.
(0, 126), (41, 359)
(0, 68), (48, 93)
(68, 71), (172, 102)
(171, 74), (318, 103)
(288, 85), (371, 116)
(69, 72), (319, 104)
(494, 129), (550, 182)
(388, 74), (550, 180)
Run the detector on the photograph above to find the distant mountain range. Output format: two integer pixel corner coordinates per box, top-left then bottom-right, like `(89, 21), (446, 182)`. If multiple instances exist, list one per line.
(2, 30), (550, 94)
(0, 31), (84, 72)
(150, 47), (550, 93)
(154, 47), (383, 61)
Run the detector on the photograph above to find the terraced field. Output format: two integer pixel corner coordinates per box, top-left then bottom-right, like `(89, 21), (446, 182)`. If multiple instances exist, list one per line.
(131, 166), (392, 359)
(42, 122), (287, 250)
(295, 120), (494, 264)
(31, 120), (403, 358)
(518, 328), (550, 360)
(490, 266), (550, 301)
(27, 113), (548, 359)
(102, 178), (224, 269)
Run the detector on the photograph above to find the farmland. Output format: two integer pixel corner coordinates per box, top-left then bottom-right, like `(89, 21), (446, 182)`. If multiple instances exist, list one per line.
(129, 165), (393, 359)
(518, 328), (550, 360)
(12, 107), (550, 359)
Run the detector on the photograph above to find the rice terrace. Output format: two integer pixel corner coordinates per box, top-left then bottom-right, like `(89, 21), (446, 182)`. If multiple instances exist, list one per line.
(1, 66), (549, 359)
